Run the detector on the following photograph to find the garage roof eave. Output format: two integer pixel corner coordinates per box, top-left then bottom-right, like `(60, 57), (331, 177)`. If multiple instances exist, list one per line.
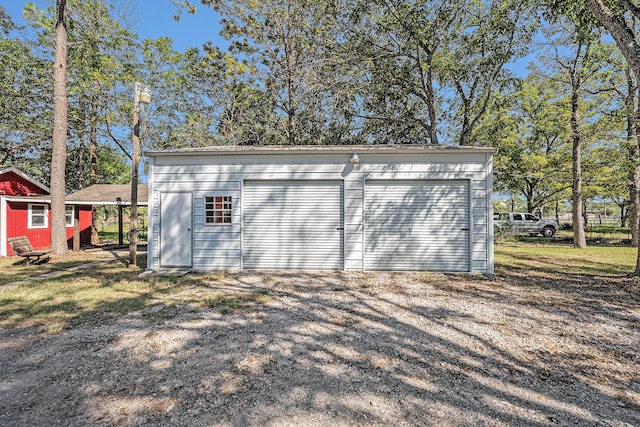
(145, 144), (498, 157)
(2, 196), (53, 204)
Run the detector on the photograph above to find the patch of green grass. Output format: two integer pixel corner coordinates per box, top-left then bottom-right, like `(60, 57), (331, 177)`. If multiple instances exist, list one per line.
(97, 211), (147, 243)
(206, 271), (227, 281)
(497, 224), (631, 246)
(2, 242), (634, 332)
(141, 304), (181, 321)
(0, 260), (203, 331)
(0, 253), (113, 286)
(495, 244), (635, 276)
(202, 290), (271, 314)
(584, 225), (630, 235)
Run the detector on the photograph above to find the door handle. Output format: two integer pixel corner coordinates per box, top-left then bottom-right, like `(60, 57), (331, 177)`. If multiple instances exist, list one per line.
(336, 227), (344, 231)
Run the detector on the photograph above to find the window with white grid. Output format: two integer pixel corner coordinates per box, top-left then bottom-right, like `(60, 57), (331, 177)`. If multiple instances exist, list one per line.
(205, 196), (232, 224)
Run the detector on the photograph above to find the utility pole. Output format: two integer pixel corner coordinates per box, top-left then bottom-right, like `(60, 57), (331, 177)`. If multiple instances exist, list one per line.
(129, 82), (151, 268)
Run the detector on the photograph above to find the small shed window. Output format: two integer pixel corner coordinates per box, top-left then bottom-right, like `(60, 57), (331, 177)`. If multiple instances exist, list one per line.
(66, 206), (74, 227)
(205, 196), (232, 224)
(28, 204), (48, 229)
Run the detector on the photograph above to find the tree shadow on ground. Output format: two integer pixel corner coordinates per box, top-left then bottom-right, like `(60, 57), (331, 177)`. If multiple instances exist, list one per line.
(1, 269), (638, 426)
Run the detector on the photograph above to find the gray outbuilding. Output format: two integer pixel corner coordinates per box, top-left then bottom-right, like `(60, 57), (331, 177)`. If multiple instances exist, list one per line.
(145, 145), (496, 273)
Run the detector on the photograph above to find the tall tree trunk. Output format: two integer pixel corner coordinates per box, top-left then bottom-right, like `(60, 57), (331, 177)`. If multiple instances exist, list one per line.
(284, 37), (296, 145)
(459, 105), (471, 146)
(525, 181), (535, 213)
(570, 90), (587, 248)
(287, 105), (296, 145)
(425, 67), (438, 145)
(50, 0), (68, 256)
(90, 79), (100, 245)
(629, 171), (639, 247)
(633, 113), (640, 276)
(583, 0), (640, 273)
(587, 0), (640, 84)
(625, 70), (639, 246)
(416, 47), (439, 145)
(629, 163), (640, 276)
(630, 108), (640, 247)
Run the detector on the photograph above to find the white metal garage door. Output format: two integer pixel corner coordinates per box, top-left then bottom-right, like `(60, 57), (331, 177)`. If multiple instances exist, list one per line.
(364, 180), (470, 271)
(243, 180), (344, 269)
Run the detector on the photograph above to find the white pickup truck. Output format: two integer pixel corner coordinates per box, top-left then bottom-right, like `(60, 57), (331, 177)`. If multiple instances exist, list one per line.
(493, 212), (558, 238)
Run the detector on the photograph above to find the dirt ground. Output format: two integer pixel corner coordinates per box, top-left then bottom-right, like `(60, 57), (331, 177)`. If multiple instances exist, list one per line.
(1, 269), (639, 426)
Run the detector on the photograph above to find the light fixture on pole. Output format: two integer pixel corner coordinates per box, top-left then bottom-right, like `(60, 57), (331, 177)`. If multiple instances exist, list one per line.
(129, 82), (151, 268)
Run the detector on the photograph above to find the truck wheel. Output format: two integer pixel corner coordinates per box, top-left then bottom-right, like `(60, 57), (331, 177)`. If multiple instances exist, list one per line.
(542, 226), (555, 238)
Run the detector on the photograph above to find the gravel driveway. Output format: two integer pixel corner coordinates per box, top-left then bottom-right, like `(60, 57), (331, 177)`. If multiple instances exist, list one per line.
(1, 270), (639, 426)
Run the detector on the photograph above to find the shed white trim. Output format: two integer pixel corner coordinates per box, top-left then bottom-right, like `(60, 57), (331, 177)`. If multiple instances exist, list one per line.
(27, 203), (48, 229)
(0, 196), (6, 257)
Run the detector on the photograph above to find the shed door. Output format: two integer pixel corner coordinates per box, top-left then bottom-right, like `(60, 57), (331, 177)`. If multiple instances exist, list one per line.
(243, 180), (343, 269)
(160, 192), (193, 268)
(364, 180), (470, 271)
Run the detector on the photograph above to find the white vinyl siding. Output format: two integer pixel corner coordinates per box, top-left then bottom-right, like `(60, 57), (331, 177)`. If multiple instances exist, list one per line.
(193, 189), (241, 270)
(364, 180), (470, 271)
(243, 180), (344, 269)
(146, 148), (494, 273)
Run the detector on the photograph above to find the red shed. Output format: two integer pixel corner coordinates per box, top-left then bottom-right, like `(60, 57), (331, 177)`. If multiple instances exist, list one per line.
(0, 167), (92, 256)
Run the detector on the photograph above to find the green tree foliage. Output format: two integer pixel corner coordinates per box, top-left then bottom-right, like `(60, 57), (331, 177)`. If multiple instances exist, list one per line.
(476, 76), (572, 213)
(136, 38), (223, 149)
(442, 0), (538, 146)
(22, 0), (136, 191)
(547, 23), (610, 247)
(0, 6), (16, 35)
(549, 0), (640, 272)
(592, 143), (630, 225)
(342, 0), (463, 145)
(5, 0), (640, 249)
(197, 0), (346, 145)
(0, 33), (50, 177)
(342, 0), (537, 145)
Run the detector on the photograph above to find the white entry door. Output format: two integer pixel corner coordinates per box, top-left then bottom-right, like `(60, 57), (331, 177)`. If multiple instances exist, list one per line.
(160, 192), (192, 268)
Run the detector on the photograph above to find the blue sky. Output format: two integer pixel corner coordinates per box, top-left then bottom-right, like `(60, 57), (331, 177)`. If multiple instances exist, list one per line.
(3, 0), (226, 52)
(3, 1), (533, 75)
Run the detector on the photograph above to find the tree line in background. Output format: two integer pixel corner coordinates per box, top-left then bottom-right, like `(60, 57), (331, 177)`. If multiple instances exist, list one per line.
(2, 1), (640, 260)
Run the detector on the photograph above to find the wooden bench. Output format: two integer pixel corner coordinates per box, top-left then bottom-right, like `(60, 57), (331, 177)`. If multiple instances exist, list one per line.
(8, 236), (51, 265)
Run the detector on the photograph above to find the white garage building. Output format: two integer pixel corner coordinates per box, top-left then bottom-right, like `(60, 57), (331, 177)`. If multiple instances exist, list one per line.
(145, 145), (496, 273)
